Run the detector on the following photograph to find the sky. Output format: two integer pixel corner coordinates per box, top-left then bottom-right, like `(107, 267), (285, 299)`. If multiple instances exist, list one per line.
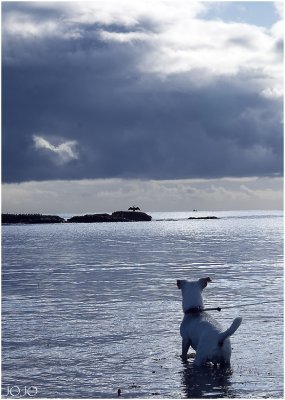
(1, 1), (284, 213)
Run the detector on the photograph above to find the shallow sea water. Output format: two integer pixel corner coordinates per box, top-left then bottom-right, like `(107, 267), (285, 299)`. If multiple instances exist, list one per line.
(2, 210), (283, 398)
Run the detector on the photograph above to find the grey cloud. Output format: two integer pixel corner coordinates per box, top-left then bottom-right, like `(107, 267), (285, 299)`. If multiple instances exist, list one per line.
(227, 36), (256, 49)
(2, 177), (283, 214)
(274, 38), (284, 55)
(2, 2), (283, 183)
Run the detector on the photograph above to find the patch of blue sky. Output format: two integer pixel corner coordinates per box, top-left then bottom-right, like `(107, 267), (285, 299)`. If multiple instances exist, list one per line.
(201, 2), (280, 28)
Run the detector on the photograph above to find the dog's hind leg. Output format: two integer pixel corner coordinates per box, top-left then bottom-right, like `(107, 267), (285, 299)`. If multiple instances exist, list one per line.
(192, 343), (208, 367)
(181, 338), (191, 361)
(193, 352), (204, 367)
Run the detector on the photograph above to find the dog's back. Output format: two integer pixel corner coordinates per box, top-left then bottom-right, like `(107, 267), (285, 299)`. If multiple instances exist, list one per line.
(180, 312), (241, 365)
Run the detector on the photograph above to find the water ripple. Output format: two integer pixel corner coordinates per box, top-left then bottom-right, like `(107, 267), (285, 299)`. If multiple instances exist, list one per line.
(2, 211), (283, 398)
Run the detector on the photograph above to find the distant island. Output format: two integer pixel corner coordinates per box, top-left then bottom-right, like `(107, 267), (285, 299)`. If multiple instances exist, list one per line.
(67, 211), (152, 223)
(2, 211), (152, 224)
(2, 212), (220, 224)
(2, 214), (65, 224)
(188, 216), (219, 220)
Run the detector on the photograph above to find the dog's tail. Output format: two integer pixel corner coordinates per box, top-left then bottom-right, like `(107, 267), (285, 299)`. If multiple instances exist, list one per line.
(218, 317), (242, 346)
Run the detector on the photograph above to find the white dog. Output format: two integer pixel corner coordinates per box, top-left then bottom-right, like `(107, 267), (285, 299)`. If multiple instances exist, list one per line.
(177, 277), (242, 367)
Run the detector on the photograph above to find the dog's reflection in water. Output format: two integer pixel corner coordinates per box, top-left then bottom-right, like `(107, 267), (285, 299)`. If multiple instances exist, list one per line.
(181, 361), (234, 399)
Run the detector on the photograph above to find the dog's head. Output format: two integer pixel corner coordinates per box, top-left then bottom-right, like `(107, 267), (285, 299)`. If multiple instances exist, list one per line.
(177, 277), (212, 312)
(177, 277), (211, 290)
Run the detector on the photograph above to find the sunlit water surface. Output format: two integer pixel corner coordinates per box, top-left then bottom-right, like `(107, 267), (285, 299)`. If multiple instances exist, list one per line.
(2, 210), (283, 398)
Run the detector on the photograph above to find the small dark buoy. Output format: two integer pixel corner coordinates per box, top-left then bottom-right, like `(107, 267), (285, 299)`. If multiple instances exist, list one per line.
(117, 388), (121, 396)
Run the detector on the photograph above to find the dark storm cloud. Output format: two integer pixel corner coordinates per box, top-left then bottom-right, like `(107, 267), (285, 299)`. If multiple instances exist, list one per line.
(2, 2), (283, 183)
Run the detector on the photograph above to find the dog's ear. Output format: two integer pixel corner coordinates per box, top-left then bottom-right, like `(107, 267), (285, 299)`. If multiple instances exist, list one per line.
(199, 277), (212, 289)
(177, 279), (183, 289)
